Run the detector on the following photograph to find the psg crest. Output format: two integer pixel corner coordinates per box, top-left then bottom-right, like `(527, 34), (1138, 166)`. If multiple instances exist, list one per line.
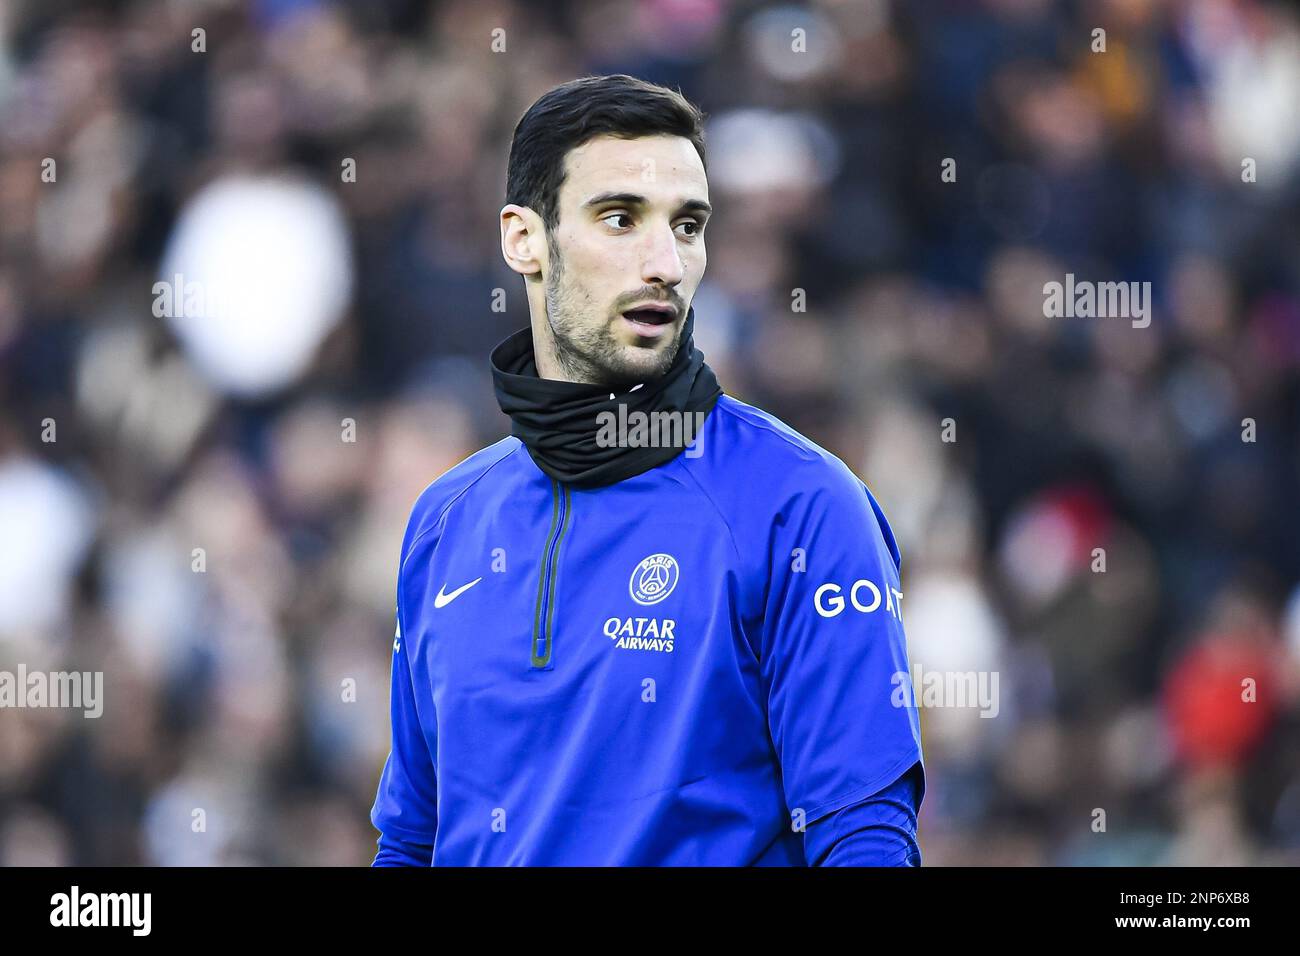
(629, 553), (680, 606)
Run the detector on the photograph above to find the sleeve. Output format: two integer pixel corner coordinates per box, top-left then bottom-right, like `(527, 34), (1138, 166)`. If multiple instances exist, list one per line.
(803, 761), (924, 866)
(370, 605), (439, 866)
(759, 462), (925, 832)
(374, 830), (434, 867)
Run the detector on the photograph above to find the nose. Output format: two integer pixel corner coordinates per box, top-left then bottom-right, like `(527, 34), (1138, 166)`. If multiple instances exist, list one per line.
(640, 222), (685, 288)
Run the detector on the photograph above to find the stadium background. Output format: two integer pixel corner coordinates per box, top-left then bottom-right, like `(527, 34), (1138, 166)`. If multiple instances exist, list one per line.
(1, 0), (1298, 865)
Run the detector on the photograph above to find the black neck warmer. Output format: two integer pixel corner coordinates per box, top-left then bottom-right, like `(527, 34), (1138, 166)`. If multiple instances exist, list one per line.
(490, 306), (723, 488)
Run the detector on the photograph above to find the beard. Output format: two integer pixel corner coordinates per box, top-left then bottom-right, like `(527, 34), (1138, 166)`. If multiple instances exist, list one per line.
(542, 236), (682, 388)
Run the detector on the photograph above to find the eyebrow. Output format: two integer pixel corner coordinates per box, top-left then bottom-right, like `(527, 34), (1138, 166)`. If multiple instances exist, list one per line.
(581, 191), (712, 217)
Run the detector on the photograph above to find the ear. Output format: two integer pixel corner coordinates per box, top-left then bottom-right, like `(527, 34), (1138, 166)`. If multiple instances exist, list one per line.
(500, 204), (545, 277)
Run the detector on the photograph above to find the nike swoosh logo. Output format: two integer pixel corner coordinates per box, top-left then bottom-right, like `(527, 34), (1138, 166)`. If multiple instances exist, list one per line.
(434, 577), (482, 608)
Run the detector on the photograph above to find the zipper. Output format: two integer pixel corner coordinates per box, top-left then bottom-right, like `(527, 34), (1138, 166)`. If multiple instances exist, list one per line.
(531, 478), (572, 668)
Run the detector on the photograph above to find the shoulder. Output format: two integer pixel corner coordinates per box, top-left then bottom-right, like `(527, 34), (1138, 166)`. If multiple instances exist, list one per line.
(399, 436), (522, 564)
(690, 394), (900, 567)
(701, 394), (870, 506)
(708, 393), (830, 462)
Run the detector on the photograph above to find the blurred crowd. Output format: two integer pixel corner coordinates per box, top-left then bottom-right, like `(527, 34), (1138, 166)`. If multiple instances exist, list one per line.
(1, 0), (1298, 865)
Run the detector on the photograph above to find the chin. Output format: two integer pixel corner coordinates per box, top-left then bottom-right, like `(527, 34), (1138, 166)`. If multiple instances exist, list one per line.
(606, 344), (674, 385)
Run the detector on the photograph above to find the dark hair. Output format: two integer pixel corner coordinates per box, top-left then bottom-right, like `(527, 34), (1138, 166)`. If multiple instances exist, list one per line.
(505, 74), (707, 234)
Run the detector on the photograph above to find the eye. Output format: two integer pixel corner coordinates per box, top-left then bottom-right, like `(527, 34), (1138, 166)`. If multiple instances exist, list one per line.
(675, 220), (704, 239)
(600, 212), (633, 230)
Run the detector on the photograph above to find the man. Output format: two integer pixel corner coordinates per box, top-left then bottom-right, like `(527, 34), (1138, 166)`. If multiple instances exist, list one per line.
(371, 74), (924, 866)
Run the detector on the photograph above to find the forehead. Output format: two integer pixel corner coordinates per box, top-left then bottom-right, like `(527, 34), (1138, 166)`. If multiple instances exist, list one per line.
(558, 133), (707, 206)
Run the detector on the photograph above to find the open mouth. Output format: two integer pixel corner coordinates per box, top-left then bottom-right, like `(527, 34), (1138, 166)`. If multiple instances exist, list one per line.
(621, 307), (675, 339)
(621, 307), (675, 326)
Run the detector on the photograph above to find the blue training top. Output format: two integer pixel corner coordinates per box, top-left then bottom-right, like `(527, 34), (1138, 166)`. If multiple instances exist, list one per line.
(371, 393), (925, 865)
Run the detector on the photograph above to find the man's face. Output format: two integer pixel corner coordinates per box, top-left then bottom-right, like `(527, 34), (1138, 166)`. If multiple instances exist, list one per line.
(542, 133), (710, 387)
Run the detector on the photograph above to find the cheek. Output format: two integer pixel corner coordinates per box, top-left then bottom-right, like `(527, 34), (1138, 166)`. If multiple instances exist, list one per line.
(561, 232), (610, 272)
(570, 243), (635, 294)
(679, 244), (705, 288)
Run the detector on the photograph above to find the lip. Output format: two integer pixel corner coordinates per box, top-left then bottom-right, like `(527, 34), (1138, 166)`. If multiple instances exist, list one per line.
(622, 302), (677, 318)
